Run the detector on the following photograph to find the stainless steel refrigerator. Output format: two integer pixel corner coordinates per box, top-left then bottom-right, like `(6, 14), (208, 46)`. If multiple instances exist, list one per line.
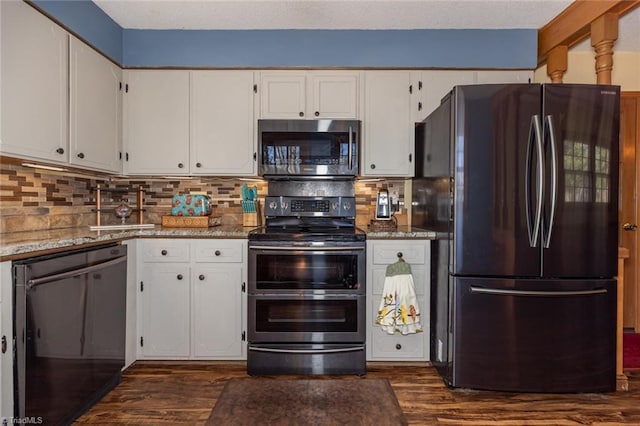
(413, 83), (620, 392)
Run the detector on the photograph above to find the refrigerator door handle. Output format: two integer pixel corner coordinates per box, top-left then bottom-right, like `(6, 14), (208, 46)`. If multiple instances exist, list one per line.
(470, 286), (608, 297)
(525, 115), (544, 247)
(543, 115), (558, 249)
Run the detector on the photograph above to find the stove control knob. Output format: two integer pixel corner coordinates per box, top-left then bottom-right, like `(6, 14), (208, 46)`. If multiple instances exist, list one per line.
(343, 201), (352, 211)
(332, 202), (339, 211)
(269, 200), (278, 210)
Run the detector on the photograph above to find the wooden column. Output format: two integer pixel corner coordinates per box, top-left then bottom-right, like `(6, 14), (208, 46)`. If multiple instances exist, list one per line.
(617, 247), (630, 391)
(546, 45), (568, 83)
(591, 13), (619, 84)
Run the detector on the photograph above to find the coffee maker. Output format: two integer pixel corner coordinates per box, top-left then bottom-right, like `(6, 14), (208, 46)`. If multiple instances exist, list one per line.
(375, 189), (391, 220)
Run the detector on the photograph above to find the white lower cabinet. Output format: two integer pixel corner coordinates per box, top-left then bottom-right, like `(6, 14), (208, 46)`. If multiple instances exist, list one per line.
(367, 240), (431, 361)
(138, 239), (246, 360)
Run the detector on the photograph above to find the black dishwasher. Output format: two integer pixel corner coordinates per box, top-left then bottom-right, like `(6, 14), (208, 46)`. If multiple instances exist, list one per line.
(13, 243), (127, 424)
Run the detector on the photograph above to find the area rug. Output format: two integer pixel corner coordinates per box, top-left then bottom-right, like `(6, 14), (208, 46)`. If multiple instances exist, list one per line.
(624, 333), (640, 370)
(206, 378), (407, 425)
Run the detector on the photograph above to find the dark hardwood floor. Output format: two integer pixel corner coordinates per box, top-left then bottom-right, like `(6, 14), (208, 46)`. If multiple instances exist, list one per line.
(75, 362), (640, 425)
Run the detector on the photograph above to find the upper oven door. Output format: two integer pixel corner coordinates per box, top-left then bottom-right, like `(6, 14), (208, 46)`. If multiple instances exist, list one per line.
(249, 244), (365, 294)
(258, 119), (360, 177)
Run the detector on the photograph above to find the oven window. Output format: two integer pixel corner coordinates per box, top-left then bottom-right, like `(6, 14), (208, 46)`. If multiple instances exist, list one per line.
(254, 253), (359, 290)
(254, 299), (359, 333)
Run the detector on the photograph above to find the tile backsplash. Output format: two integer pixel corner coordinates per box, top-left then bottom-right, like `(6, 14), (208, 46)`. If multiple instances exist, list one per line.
(0, 160), (406, 233)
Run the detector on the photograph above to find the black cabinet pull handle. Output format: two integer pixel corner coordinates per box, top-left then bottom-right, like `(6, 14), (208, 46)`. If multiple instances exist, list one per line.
(77, 152), (85, 159)
(177, 274), (183, 280)
(56, 147), (64, 154)
(215, 250), (221, 256)
(1, 336), (6, 354)
(199, 274), (205, 281)
(161, 250), (168, 256)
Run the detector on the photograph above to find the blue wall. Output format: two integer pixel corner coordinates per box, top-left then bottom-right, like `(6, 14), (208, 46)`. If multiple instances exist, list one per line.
(31, 1), (537, 69)
(123, 29), (537, 69)
(32, 0), (123, 63)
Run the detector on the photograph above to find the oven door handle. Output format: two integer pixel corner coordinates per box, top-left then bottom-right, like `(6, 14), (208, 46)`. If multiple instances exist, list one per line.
(26, 256), (127, 290)
(249, 245), (365, 251)
(249, 345), (365, 354)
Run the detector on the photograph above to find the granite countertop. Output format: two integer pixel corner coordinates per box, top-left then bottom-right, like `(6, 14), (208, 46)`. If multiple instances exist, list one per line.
(0, 225), (436, 261)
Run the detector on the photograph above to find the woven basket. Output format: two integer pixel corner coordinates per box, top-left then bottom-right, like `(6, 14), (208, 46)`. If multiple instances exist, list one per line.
(368, 217), (398, 232)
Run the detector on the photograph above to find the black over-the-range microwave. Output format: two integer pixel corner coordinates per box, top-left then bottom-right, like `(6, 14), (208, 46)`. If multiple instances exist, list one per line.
(257, 119), (360, 178)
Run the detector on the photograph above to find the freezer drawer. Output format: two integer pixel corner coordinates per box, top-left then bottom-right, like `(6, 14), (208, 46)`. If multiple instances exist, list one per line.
(451, 277), (616, 393)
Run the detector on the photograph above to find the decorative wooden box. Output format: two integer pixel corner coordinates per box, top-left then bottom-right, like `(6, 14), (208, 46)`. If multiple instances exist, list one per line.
(161, 215), (222, 228)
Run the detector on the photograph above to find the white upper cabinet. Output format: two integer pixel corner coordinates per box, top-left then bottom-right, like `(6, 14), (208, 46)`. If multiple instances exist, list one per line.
(414, 70), (534, 122)
(190, 71), (256, 175)
(362, 71), (414, 177)
(69, 36), (122, 173)
(475, 70), (533, 84)
(259, 71), (360, 119)
(123, 70), (190, 175)
(413, 70), (475, 122)
(1, 1), (69, 164)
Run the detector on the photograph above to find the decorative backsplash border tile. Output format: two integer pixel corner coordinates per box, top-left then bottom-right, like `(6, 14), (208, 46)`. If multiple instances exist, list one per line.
(0, 160), (406, 233)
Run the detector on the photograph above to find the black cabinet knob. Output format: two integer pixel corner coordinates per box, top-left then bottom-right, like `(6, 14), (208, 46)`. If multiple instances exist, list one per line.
(77, 152), (85, 159)
(199, 274), (205, 281)
(56, 147), (64, 154)
(176, 274), (183, 280)
(299, 111), (304, 117)
(178, 163), (184, 168)
(314, 111), (319, 117)
(196, 162), (202, 168)
(215, 250), (221, 256)
(161, 250), (168, 256)
(370, 164), (376, 170)
(395, 344), (402, 350)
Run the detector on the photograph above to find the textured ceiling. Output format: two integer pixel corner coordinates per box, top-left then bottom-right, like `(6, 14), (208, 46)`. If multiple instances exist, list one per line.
(93, 0), (640, 52)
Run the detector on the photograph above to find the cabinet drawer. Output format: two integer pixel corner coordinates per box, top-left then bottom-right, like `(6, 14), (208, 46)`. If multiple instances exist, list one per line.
(370, 328), (426, 360)
(142, 239), (190, 262)
(371, 243), (426, 265)
(193, 240), (244, 263)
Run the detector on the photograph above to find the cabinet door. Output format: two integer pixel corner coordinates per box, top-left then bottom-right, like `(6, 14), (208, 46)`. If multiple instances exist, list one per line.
(190, 71), (255, 175)
(415, 70), (475, 122)
(259, 72), (307, 119)
(69, 36), (122, 173)
(309, 72), (359, 119)
(140, 265), (190, 357)
(192, 265), (243, 358)
(1, 1), (68, 164)
(475, 70), (533, 84)
(366, 240), (431, 361)
(124, 70), (190, 175)
(363, 71), (413, 177)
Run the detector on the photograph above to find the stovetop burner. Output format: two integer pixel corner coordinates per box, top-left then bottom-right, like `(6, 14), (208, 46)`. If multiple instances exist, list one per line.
(248, 224), (366, 242)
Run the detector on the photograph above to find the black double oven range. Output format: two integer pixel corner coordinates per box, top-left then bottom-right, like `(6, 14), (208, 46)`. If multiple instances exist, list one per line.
(247, 119), (365, 375)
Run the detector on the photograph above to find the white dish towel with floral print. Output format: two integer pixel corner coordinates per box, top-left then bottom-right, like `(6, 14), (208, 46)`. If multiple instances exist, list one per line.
(376, 259), (422, 335)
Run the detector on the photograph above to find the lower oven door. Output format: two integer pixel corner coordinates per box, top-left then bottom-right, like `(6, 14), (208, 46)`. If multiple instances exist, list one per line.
(248, 293), (365, 343)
